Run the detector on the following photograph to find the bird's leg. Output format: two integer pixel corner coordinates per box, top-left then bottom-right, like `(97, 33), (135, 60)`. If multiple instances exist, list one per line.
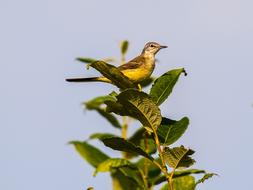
(137, 84), (142, 92)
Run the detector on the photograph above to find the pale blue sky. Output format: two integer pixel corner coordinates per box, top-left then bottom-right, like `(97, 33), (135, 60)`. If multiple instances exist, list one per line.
(1, 0), (253, 189)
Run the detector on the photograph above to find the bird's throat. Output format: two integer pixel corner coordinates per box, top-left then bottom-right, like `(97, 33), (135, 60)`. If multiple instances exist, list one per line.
(143, 51), (154, 58)
(143, 53), (155, 66)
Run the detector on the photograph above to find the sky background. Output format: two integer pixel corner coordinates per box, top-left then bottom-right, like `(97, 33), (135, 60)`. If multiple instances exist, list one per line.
(1, 0), (253, 189)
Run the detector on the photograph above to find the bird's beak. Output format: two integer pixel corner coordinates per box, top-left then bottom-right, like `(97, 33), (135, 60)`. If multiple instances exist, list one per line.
(159, 45), (168, 49)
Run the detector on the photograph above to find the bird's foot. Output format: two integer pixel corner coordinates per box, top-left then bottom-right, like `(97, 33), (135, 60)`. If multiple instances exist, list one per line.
(137, 84), (142, 92)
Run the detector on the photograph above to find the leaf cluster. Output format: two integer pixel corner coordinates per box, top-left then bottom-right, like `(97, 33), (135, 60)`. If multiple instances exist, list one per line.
(68, 41), (215, 190)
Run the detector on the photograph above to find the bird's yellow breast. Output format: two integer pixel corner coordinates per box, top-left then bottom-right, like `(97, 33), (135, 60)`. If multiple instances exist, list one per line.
(122, 57), (155, 83)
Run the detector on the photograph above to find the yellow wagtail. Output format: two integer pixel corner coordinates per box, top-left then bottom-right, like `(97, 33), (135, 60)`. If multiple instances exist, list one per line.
(66, 42), (167, 84)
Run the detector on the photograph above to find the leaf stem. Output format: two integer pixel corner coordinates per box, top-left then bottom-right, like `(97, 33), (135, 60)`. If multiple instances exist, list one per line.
(169, 168), (175, 190)
(153, 130), (171, 188)
(153, 131), (166, 170)
(138, 168), (149, 189)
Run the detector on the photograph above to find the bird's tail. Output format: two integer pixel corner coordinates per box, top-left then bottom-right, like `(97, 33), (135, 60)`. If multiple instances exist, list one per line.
(66, 77), (111, 83)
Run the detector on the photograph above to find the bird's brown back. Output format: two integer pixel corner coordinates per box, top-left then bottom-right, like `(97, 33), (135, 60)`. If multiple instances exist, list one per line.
(118, 55), (146, 71)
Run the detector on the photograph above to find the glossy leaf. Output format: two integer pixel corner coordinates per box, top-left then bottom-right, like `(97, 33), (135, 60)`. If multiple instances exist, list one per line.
(108, 89), (162, 131)
(160, 176), (195, 190)
(163, 146), (195, 169)
(150, 68), (186, 105)
(94, 158), (136, 176)
(101, 137), (154, 161)
(90, 61), (134, 89)
(157, 117), (189, 145)
(70, 141), (109, 168)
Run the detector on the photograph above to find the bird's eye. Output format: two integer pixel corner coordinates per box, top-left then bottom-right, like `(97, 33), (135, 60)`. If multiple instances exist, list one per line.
(150, 44), (155, 47)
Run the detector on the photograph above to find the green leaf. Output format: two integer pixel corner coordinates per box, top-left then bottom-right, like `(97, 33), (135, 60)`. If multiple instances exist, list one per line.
(85, 95), (116, 109)
(89, 133), (116, 140)
(76, 57), (97, 64)
(136, 158), (162, 179)
(140, 138), (156, 155)
(96, 108), (122, 128)
(121, 40), (129, 55)
(101, 137), (154, 161)
(84, 95), (121, 129)
(139, 77), (154, 88)
(119, 167), (145, 189)
(160, 176), (195, 190)
(128, 128), (146, 145)
(94, 158), (136, 176)
(157, 117), (189, 145)
(174, 169), (205, 178)
(109, 91), (118, 97)
(195, 173), (217, 187)
(70, 141), (109, 168)
(90, 61), (134, 89)
(126, 128), (156, 158)
(150, 68), (186, 105)
(153, 169), (205, 185)
(111, 170), (141, 190)
(163, 146), (195, 169)
(107, 89), (162, 131)
(173, 176), (195, 190)
(105, 100), (126, 115)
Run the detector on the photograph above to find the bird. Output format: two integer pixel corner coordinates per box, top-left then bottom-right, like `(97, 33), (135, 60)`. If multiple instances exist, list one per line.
(66, 42), (167, 84)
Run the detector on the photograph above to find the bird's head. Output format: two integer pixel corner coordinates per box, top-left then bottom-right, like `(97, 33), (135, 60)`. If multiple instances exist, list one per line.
(141, 42), (167, 56)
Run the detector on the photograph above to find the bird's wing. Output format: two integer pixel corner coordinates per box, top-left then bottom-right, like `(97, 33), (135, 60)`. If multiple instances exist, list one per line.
(118, 56), (145, 71)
